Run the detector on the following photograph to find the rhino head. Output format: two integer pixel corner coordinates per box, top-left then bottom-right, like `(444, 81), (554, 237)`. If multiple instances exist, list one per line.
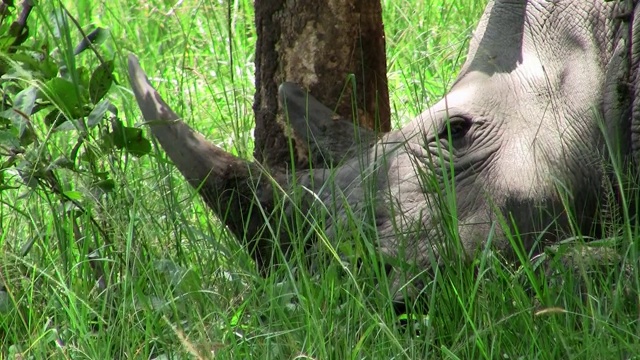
(128, 0), (636, 301)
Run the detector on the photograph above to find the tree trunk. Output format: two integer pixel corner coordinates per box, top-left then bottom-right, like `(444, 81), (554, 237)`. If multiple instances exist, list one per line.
(253, 0), (390, 169)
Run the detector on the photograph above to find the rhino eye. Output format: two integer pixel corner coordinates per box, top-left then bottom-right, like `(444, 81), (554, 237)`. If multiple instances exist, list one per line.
(441, 117), (471, 139)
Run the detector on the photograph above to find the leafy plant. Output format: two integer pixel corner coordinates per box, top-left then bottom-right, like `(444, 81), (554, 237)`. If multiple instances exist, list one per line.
(0, 1), (151, 254)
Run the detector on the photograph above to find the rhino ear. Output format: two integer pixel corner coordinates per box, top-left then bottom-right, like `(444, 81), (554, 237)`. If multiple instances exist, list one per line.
(279, 82), (377, 166)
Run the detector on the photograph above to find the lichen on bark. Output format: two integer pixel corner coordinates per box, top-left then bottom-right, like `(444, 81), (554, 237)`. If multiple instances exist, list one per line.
(253, 0), (390, 169)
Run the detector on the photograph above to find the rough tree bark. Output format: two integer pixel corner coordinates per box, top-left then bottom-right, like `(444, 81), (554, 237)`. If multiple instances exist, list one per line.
(253, 0), (390, 169)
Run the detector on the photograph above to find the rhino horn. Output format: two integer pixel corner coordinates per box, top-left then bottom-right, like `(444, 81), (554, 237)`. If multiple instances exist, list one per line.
(127, 54), (283, 268)
(279, 82), (377, 166)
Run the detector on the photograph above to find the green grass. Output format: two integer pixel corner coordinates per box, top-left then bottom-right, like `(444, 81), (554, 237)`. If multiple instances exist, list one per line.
(1, 0), (640, 358)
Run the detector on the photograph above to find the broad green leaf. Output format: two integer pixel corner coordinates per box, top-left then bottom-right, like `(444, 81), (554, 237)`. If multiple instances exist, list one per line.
(44, 109), (65, 127)
(62, 190), (83, 200)
(0, 109), (25, 124)
(0, 110), (36, 146)
(38, 57), (59, 80)
(230, 302), (248, 327)
(94, 171), (110, 180)
(53, 120), (82, 132)
(0, 129), (21, 149)
(41, 77), (83, 118)
(12, 86), (38, 115)
(10, 52), (47, 73)
(0, 110), (21, 129)
(0, 35), (15, 53)
(74, 27), (110, 55)
(111, 122), (152, 157)
(87, 100), (112, 128)
(76, 66), (91, 92)
(89, 60), (114, 104)
(123, 132), (151, 157)
(112, 121), (129, 148)
(92, 179), (115, 193)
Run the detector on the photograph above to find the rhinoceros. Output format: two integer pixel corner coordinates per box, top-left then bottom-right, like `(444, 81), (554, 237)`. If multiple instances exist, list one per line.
(128, 0), (639, 301)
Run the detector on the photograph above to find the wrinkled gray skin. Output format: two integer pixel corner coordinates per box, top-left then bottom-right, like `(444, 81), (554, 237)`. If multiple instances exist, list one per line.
(129, 0), (640, 301)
